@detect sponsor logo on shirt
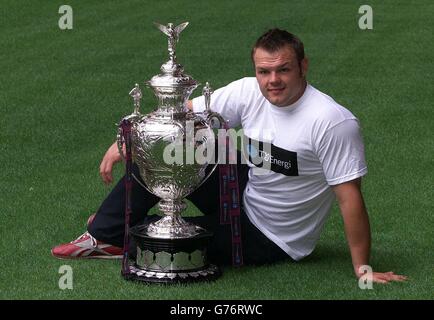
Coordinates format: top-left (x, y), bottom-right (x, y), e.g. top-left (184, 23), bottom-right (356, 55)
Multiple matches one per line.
top-left (244, 136), bottom-right (299, 176)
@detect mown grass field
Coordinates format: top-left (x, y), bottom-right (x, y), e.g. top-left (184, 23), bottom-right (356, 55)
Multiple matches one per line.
top-left (0, 0), bottom-right (432, 300)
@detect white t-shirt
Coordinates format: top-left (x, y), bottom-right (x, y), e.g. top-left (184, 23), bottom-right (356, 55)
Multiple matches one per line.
top-left (192, 77), bottom-right (367, 261)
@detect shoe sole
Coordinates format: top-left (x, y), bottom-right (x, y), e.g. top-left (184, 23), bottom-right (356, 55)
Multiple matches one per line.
top-left (51, 250), bottom-right (123, 260)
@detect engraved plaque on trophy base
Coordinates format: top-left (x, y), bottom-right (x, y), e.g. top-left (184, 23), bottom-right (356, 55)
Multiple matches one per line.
top-left (124, 224), bottom-right (221, 284)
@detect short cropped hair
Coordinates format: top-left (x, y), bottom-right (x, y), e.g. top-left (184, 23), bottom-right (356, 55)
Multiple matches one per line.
top-left (251, 28), bottom-right (305, 65)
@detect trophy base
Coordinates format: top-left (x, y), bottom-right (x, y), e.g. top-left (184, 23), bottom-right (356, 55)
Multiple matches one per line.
top-left (124, 223), bottom-right (221, 284)
top-left (123, 263), bottom-right (221, 284)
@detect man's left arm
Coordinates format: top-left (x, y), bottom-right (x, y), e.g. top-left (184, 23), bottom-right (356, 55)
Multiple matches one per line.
top-left (333, 178), bottom-right (407, 283)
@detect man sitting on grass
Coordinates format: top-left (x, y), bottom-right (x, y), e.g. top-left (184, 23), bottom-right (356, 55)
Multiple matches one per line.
top-left (52, 28), bottom-right (406, 284)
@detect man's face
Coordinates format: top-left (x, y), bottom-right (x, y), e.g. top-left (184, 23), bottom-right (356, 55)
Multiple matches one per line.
top-left (253, 46), bottom-right (308, 107)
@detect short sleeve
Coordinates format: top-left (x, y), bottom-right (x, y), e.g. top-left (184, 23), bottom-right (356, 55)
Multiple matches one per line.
top-left (316, 119), bottom-right (368, 185)
top-left (192, 80), bottom-right (244, 128)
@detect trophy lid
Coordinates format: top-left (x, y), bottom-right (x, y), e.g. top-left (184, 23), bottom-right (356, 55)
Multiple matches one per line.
top-left (147, 22), bottom-right (197, 89)
top-left (147, 61), bottom-right (197, 88)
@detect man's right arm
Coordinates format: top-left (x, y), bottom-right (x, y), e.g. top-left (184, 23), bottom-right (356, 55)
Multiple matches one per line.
top-left (99, 142), bottom-right (123, 185)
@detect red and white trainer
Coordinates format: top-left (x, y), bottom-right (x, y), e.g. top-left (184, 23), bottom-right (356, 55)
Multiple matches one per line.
top-left (51, 231), bottom-right (123, 260)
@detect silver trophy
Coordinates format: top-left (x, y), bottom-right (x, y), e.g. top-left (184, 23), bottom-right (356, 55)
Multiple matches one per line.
top-left (117, 22), bottom-right (223, 283)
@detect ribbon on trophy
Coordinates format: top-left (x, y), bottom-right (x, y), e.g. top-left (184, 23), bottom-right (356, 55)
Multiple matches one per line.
top-left (218, 123), bottom-right (243, 267)
top-left (203, 82), bottom-right (243, 267)
top-left (120, 119), bottom-right (132, 276)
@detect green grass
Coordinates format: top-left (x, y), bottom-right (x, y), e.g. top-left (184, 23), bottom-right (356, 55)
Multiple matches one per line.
top-left (0, 0), bottom-right (433, 299)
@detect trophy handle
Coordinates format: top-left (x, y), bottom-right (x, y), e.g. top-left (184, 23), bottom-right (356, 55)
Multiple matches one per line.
top-left (194, 81), bottom-right (226, 191)
top-left (117, 83), bottom-right (143, 161)
top-left (191, 111), bottom-right (226, 191)
top-left (132, 173), bottom-right (154, 195)
top-left (205, 110), bottom-right (225, 130)
top-left (117, 82), bottom-right (144, 161)
top-left (117, 124), bottom-right (155, 195)
top-left (116, 126), bottom-right (126, 161)
top-left (194, 162), bottom-right (219, 193)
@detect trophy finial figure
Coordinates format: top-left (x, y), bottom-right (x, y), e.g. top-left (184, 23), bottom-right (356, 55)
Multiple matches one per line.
top-left (129, 83), bottom-right (142, 114)
top-left (154, 22), bottom-right (189, 61)
top-left (203, 82), bottom-right (213, 112)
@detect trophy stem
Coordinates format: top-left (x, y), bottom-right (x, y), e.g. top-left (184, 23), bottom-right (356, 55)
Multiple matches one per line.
top-left (145, 199), bottom-right (203, 239)
top-left (158, 199), bottom-right (187, 215)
